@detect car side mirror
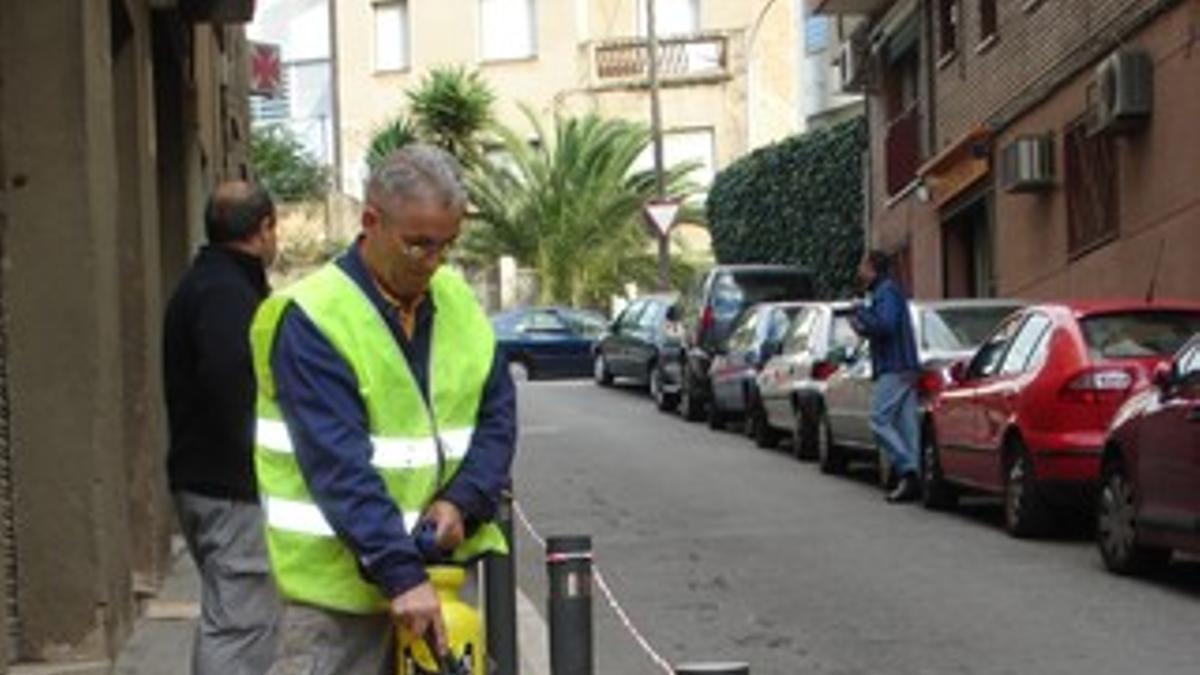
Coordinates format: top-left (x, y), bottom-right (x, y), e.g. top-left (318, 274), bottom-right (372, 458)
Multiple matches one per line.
top-left (665, 305), bottom-right (680, 322)
top-left (1152, 361), bottom-right (1175, 391)
top-left (949, 360), bottom-right (969, 384)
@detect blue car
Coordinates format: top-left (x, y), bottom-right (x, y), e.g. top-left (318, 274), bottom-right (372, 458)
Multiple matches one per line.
top-left (492, 307), bottom-right (608, 381)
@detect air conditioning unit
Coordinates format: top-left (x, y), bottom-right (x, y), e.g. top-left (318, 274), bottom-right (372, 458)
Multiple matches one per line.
top-left (838, 23), bottom-right (873, 93)
top-left (1086, 49), bottom-right (1153, 136)
top-left (1000, 135), bottom-right (1055, 193)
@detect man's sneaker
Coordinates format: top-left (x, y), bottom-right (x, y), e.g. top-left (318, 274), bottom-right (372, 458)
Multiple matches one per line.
top-left (886, 473), bottom-right (921, 503)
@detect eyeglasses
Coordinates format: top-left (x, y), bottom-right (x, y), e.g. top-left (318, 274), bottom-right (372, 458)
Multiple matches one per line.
top-left (398, 236), bottom-right (456, 261)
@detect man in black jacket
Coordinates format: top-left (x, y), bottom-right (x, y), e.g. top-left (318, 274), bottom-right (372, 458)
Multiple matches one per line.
top-left (163, 181), bottom-right (280, 675)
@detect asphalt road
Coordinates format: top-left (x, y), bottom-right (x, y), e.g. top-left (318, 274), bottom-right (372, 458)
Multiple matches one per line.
top-left (511, 380), bottom-right (1200, 675)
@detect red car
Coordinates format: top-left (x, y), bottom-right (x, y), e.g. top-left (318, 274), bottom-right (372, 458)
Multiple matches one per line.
top-left (1097, 334), bottom-right (1200, 574)
top-left (924, 301), bottom-right (1200, 537)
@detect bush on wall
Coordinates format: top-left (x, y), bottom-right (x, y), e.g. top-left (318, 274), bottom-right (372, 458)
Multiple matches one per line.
top-left (705, 117), bottom-right (867, 299)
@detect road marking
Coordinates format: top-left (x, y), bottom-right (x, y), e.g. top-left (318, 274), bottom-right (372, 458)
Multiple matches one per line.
top-left (517, 587), bottom-right (551, 675)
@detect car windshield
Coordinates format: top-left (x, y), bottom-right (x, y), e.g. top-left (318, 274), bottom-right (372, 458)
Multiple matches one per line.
top-left (711, 271), bottom-right (814, 320)
top-left (922, 305), bottom-right (1022, 352)
top-left (1081, 310), bottom-right (1200, 359)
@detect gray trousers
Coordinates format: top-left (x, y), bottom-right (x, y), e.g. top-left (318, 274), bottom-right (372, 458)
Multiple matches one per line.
top-left (175, 492), bottom-right (281, 675)
top-left (267, 603), bottom-right (395, 675)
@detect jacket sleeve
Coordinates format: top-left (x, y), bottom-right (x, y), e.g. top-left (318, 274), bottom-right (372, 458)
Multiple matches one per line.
top-left (854, 284), bottom-right (902, 339)
top-left (191, 281), bottom-right (260, 450)
top-left (270, 307), bottom-right (428, 599)
top-left (440, 350), bottom-right (517, 524)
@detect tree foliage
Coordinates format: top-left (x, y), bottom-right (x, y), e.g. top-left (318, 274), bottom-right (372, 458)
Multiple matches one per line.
top-left (250, 125), bottom-right (330, 203)
top-left (365, 116), bottom-right (419, 173)
top-left (706, 117), bottom-right (867, 299)
top-left (464, 108), bottom-right (702, 307)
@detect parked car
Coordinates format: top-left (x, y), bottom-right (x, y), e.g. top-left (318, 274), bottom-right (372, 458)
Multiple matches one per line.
top-left (925, 301), bottom-right (1200, 537)
top-left (492, 306), bottom-right (607, 380)
top-left (592, 294), bottom-right (684, 410)
top-left (820, 299), bottom-right (1024, 478)
top-left (708, 302), bottom-right (809, 434)
top-left (673, 265), bottom-right (816, 422)
top-left (1097, 333), bottom-right (1200, 574)
top-left (757, 302), bottom-right (861, 457)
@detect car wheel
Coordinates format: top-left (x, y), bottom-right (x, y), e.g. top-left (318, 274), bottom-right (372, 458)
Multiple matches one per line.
top-left (508, 360), bottom-right (531, 383)
top-left (680, 373), bottom-right (705, 422)
top-left (1097, 461), bottom-right (1171, 575)
top-left (707, 395), bottom-right (726, 431)
top-left (921, 428), bottom-right (958, 511)
top-left (593, 353), bottom-right (613, 387)
top-left (790, 403), bottom-right (817, 461)
top-left (1004, 446), bottom-right (1047, 538)
top-left (650, 366), bottom-right (678, 412)
top-left (751, 402), bottom-right (781, 449)
top-left (817, 411), bottom-right (846, 475)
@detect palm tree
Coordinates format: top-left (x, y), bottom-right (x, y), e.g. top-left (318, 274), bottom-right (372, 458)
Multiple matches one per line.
top-left (365, 116), bottom-right (419, 172)
top-left (464, 109), bottom-right (702, 306)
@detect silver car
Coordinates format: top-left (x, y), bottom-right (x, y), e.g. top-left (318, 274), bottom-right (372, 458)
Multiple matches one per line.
top-left (817, 299), bottom-right (1025, 480)
top-left (756, 302), bottom-right (861, 457)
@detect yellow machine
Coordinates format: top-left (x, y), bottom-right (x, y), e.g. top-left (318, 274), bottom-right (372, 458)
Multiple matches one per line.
top-left (397, 566), bottom-right (485, 675)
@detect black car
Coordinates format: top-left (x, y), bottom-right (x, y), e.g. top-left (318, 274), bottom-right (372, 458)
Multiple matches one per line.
top-left (592, 294), bottom-right (683, 410)
top-left (492, 306), bottom-right (607, 380)
top-left (672, 265), bottom-right (815, 422)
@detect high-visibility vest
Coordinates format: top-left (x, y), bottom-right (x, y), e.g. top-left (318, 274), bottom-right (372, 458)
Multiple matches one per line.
top-left (251, 263), bottom-right (508, 614)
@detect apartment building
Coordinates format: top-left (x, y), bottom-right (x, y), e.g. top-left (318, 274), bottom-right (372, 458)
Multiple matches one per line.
top-left (333, 0), bottom-right (804, 199)
top-left (0, 0), bottom-right (254, 668)
top-left (814, 0), bottom-right (1200, 300)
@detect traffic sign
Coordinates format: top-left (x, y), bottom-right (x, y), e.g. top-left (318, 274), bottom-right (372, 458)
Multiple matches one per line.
top-left (643, 199), bottom-right (682, 237)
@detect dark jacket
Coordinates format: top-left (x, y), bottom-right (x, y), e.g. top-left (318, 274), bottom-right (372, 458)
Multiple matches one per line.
top-left (269, 243), bottom-right (517, 598)
top-left (163, 245), bottom-right (269, 501)
top-left (854, 276), bottom-right (920, 378)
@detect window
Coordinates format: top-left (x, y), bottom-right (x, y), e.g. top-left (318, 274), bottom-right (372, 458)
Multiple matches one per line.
top-left (806, 16), bottom-right (830, 55)
top-left (481, 0), bottom-right (537, 61)
top-left (616, 301), bottom-right (646, 331)
top-left (374, 1), bottom-right (409, 72)
top-left (829, 314), bottom-right (861, 352)
top-left (938, 0), bottom-right (958, 59)
top-left (519, 310), bottom-right (569, 333)
top-left (728, 312), bottom-right (760, 351)
top-left (999, 314), bottom-right (1052, 375)
top-left (967, 315), bottom-right (1024, 380)
top-left (1064, 117), bottom-right (1119, 257)
top-left (978, 0), bottom-right (997, 42)
top-left (639, 0), bottom-right (699, 36)
top-left (784, 309), bottom-right (818, 355)
top-left (1080, 311), bottom-right (1200, 360)
top-left (634, 128), bottom-right (716, 189)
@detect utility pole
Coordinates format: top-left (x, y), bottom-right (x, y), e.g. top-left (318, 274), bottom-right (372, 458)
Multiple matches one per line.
top-left (646, 0), bottom-right (671, 291)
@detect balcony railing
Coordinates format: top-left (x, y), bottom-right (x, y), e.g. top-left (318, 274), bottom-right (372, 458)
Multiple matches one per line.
top-left (587, 32), bottom-right (734, 89)
top-left (885, 103), bottom-right (922, 196)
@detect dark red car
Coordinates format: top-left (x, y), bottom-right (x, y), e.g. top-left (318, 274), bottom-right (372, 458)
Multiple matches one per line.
top-left (1097, 334), bottom-right (1200, 574)
top-left (924, 301), bottom-right (1200, 537)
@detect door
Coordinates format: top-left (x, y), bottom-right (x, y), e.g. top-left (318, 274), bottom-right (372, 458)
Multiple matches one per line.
top-left (826, 340), bottom-right (874, 447)
top-left (629, 300), bottom-right (667, 382)
top-left (608, 301), bottom-right (645, 377)
top-left (936, 314), bottom-right (1025, 487)
top-left (518, 310), bottom-right (587, 377)
top-left (1137, 341), bottom-right (1200, 529)
top-left (713, 310), bottom-right (759, 411)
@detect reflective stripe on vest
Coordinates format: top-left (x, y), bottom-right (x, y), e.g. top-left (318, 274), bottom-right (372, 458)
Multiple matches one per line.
top-left (251, 263), bottom-right (508, 615)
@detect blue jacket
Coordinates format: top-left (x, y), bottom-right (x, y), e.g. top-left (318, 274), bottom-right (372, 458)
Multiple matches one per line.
top-left (854, 276), bottom-right (920, 378)
top-left (270, 243), bottom-right (517, 598)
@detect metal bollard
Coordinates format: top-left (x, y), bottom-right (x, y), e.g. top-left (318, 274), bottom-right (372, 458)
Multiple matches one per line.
top-left (674, 663), bottom-right (750, 675)
top-left (546, 535), bottom-right (593, 675)
top-left (484, 491), bottom-right (518, 675)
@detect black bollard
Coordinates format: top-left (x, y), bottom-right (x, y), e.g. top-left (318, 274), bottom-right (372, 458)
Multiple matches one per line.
top-left (484, 491), bottom-right (518, 675)
top-left (674, 663), bottom-right (750, 675)
top-left (546, 535), bottom-right (593, 675)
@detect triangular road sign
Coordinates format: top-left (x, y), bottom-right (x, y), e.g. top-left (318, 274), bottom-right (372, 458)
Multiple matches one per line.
top-left (644, 199), bottom-right (682, 237)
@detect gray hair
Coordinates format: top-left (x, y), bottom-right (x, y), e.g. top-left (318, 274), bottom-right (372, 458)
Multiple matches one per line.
top-left (365, 144), bottom-right (467, 211)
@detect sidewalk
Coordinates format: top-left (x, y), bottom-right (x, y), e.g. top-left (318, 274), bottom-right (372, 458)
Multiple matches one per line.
top-left (113, 541), bottom-right (549, 675)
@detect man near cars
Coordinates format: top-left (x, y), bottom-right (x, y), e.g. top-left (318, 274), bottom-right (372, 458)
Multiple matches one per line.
top-left (163, 181), bottom-right (281, 675)
top-left (852, 250), bottom-right (922, 503)
top-left (256, 145), bottom-right (516, 675)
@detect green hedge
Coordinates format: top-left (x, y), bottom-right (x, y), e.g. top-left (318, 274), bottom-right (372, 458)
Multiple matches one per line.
top-left (706, 117), bottom-right (866, 299)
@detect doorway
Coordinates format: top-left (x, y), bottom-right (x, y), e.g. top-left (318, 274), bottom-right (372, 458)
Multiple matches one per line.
top-left (942, 193), bottom-right (995, 298)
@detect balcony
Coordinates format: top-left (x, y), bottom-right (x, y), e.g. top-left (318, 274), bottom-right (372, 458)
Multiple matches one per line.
top-left (808, 0), bottom-right (893, 16)
top-left (885, 102), bottom-right (922, 196)
top-left (585, 32), bottom-right (735, 91)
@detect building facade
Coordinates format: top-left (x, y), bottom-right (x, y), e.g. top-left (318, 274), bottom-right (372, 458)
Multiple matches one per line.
top-left (0, 0), bottom-right (254, 669)
top-left (814, 0), bottom-right (1200, 301)
top-left (333, 0), bottom-right (804, 200)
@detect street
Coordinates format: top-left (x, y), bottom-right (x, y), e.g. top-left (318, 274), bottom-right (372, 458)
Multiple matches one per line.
top-left (513, 381), bottom-right (1200, 675)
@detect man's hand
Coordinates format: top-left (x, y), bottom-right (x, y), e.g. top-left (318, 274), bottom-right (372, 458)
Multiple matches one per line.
top-left (391, 582), bottom-right (447, 655)
top-left (424, 499), bottom-right (465, 552)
